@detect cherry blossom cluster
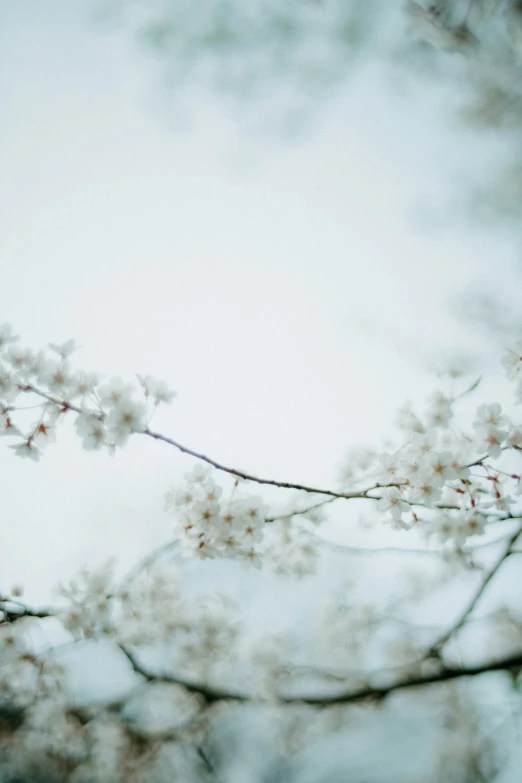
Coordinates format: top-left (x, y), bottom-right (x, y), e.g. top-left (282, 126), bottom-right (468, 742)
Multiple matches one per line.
top-left (0, 322), bottom-right (175, 461)
top-left (165, 464), bottom-right (268, 565)
top-left (334, 346), bottom-right (522, 548)
top-left (55, 559), bottom-right (239, 662)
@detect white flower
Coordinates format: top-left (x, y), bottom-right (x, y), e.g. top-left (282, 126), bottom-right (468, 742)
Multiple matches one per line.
top-left (430, 511), bottom-right (485, 546)
top-left (75, 412), bottom-right (107, 451)
top-left (475, 424), bottom-right (506, 459)
top-left (173, 487), bottom-right (195, 507)
top-left (507, 427), bottom-right (522, 448)
top-left (137, 374), bottom-right (176, 405)
top-left (409, 431), bottom-right (437, 455)
top-left (235, 495), bottom-right (268, 525)
top-left (377, 487), bottom-right (410, 521)
top-left (214, 528), bottom-right (242, 556)
top-left (97, 377), bottom-right (135, 408)
top-left (407, 476), bottom-right (443, 507)
top-left (196, 479), bottom-right (223, 504)
top-left (448, 452), bottom-right (470, 481)
top-left (400, 449), bottom-right (424, 481)
top-left (184, 463), bottom-right (213, 485)
top-left (48, 338), bottom-right (80, 359)
top-left (0, 367), bottom-right (17, 402)
top-left (501, 341), bottom-right (522, 380)
top-left (5, 346), bottom-right (33, 371)
top-left (106, 398), bottom-right (146, 446)
top-left (32, 419), bottom-right (56, 445)
top-left (0, 323), bottom-right (19, 350)
top-left (425, 392), bottom-right (453, 429)
top-left (69, 370), bottom-right (101, 399)
top-left (181, 534), bottom-right (216, 559)
top-left (235, 515), bottom-right (264, 545)
top-left (9, 440), bottom-right (41, 461)
top-left (26, 350), bottom-right (48, 379)
top-left (473, 403), bottom-right (507, 430)
top-left (378, 453), bottom-right (405, 484)
top-left (191, 498), bottom-right (222, 528)
top-left (39, 360), bottom-right (73, 395)
top-left (424, 451), bottom-right (457, 487)
top-left (482, 492), bottom-right (514, 513)
top-left (0, 412), bottom-right (21, 437)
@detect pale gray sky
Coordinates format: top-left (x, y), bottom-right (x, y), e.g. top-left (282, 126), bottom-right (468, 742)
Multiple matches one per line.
top-left (0, 1), bottom-right (514, 602)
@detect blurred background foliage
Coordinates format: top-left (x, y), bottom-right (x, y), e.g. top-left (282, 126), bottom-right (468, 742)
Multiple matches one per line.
top-left (96, 0), bottom-right (522, 231)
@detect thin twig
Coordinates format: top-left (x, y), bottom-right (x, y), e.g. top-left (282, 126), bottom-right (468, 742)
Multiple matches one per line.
top-left (23, 384), bottom-right (382, 500)
top-left (429, 524), bottom-right (522, 655)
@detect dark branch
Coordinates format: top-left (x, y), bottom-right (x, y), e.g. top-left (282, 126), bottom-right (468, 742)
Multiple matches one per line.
top-left (119, 643), bottom-right (522, 707)
top-left (118, 644), bottom-right (249, 703)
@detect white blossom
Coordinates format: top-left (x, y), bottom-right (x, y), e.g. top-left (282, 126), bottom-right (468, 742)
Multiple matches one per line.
top-left (97, 377), bottom-right (135, 407)
top-left (424, 451), bottom-right (457, 487)
top-left (0, 322), bottom-right (19, 350)
top-left (106, 397), bottom-right (147, 447)
top-left (0, 410), bottom-right (21, 437)
top-left (9, 440), bottom-right (42, 461)
top-left (137, 374), bottom-right (177, 405)
top-left (475, 423), bottom-right (506, 458)
top-left (501, 340), bottom-right (522, 380)
top-left (69, 370), bottom-right (101, 399)
top-left (508, 426), bottom-right (522, 448)
top-left (378, 487), bottom-right (410, 521)
top-left (0, 366), bottom-right (17, 402)
top-left (184, 463), bottom-right (213, 484)
top-left (378, 452), bottom-right (405, 484)
top-left (425, 391), bottom-right (453, 429)
top-left (473, 402), bottom-right (507, 430)
top-left (75, 412), bottom-right (107, 451)
top-left (38, 360), bottom-right (74, 396)
top-left (407, 475), bottom-right (443, 507)
top-left (48, 338), bottom-right (80, 359)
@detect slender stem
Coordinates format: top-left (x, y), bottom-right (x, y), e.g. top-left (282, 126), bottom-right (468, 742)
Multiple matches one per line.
top-left (23, 384), bottom-right (383, 500)
top-left (143, 425), bottom-right (379, 499)
top-left (429, 524), bottom-right (522, 655)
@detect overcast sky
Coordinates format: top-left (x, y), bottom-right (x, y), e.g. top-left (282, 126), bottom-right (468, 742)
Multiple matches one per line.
top-left (0, 1), bottom-right (517, 603)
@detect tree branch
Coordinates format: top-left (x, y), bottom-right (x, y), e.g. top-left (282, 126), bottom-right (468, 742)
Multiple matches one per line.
top-left (24, 384), bottom-right (384, 500)
top-left (429, 524), bottom-right (522, 656)
top-left (119, 643), bottom-right (522, 707)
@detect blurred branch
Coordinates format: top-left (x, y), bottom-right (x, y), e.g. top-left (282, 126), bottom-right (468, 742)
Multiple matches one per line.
top-left (119, 642), bottom-right (522, 706)
top-left (429, 523), bottom-right (522, 656)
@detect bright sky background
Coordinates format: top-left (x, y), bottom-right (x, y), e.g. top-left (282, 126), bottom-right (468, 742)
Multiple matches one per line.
top-left (0, 0), bottom-right (518, 606)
